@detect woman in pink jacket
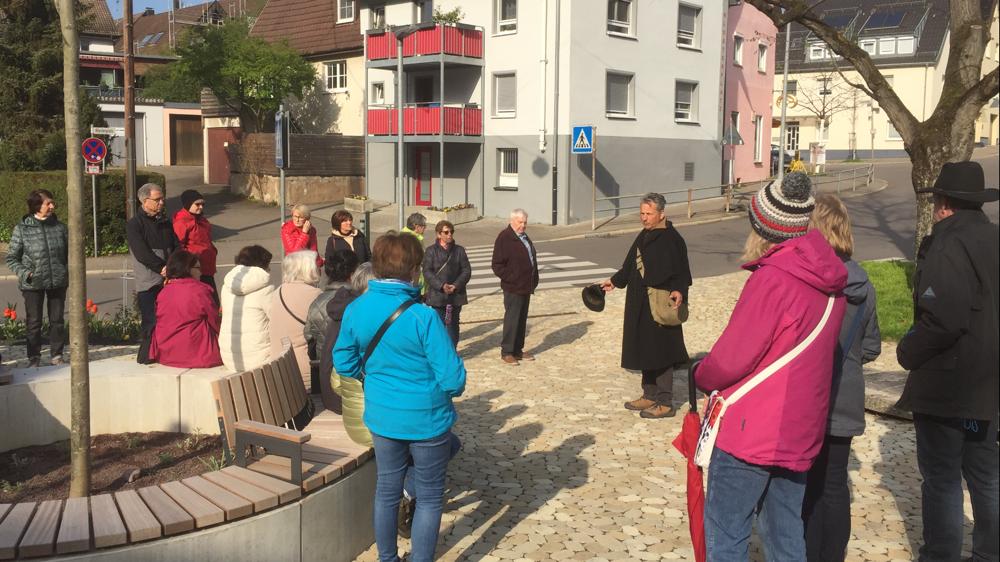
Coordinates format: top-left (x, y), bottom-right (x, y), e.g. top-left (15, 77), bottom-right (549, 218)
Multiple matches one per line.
top-left (693, 173), bottom-right (847, 561)
top-left (150, 250), bottom-right (223, 368)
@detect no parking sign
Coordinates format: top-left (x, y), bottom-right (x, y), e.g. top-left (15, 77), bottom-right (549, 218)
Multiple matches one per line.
top-left (81, 137), bottom-right (107, 163)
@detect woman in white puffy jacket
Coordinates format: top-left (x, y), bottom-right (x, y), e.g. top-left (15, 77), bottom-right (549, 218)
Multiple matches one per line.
top-left (219, 245), bottom-right (275, 372)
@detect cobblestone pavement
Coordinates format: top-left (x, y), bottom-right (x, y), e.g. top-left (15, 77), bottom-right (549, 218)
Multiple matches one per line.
top-left (1, 271), bottom-right (977, 561)
top-left (353, 271), bottom-right (976, 562)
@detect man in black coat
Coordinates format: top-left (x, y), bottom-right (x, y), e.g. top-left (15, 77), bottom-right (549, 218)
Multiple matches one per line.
top-left (601, 193), bottom-right (691, 419)
top-left (491, 209), bottom-right (539, 366)
top-left (897, 161), bottom-right (999, 562)
top-left (126, 183), bottom-right (178, 364)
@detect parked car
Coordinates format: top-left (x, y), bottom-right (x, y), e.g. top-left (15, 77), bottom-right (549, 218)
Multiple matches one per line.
top-left (770, 144), bottom-right (796, 176)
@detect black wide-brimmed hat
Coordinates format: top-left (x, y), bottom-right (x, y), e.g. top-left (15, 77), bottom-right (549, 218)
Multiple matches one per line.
top-left (916, 161), bottom-right (999, 203)
top-left (582, 284), bottom-right (605, 312)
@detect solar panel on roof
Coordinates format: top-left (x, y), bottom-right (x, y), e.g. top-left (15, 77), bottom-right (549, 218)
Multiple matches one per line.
top-left (137, 34), bottom-right (153, 47)
top-left (823, 13), bottom-right (854, 28)
top-left (866, 10), bottom-right (905, 29)
top-left (150, 32), bottom-right (164, 44)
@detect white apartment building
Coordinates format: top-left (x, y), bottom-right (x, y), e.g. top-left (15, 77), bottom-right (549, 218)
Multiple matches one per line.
top-left (361, 0), bottom-right (725, 225)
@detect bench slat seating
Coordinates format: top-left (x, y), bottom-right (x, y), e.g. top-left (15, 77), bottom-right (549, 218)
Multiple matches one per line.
top-left (0, 503), bottom-right (35, 559)
top-left (159, 481), bottom-right (225, 528)
top-left (137, 486), bottom-right (195, 536)
top-left (89, 494), bottom-right (127, 548)
top-left (211, 340), bottom-right (372, 490)
top-left (114, 490), bottom-right (162, 543)
top-left (55, 497), bottom-right (89, 554)
top-left (17, 499), bottom-right (60, 558)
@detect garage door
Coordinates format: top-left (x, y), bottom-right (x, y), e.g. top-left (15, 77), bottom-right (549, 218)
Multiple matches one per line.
top-left (170, 115), bottom-right (203, 165)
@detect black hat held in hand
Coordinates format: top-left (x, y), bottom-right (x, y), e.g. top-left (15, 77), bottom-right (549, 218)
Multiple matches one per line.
top-left (582, 284), bottom-right (606, 312)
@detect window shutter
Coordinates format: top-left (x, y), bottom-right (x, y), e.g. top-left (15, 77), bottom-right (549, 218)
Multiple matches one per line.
top-left (606, 73), bottom-right (630, 113)
top-left (495, 74), bottom-right (516, 113)
top-left (679, 7), bottom-right (696, 35)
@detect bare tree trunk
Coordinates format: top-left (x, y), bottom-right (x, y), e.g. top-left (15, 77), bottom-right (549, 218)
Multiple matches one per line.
top-left (55, 0), bottom-right (92, 498)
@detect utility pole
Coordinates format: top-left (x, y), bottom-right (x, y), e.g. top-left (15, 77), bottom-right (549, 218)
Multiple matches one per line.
top-left (55, 0), bottom-right (92, 498)
top-left (123, 0), bottom-right (137, 219)
top-left (777, 21), bottom-right (792, 181)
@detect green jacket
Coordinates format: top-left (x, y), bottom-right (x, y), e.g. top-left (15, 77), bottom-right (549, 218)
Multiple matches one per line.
top-left (5, 214), bottom-right (69, 291)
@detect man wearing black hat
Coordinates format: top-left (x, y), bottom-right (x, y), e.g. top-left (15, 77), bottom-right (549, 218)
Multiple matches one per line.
top-left (897, 161), bottom-right (999, 562)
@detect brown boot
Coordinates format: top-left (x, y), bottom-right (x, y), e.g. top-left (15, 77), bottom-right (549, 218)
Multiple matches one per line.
top-left (624, 397), bottom-right (656, 411)
top-left (501, 354), bottom-right (520, 366)
top-left (640, 404), bottom-right (677, 419)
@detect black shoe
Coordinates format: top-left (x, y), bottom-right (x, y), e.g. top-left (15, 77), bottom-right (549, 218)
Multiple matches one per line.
top-left (397, 496), bottom-right (415, 539)
top-left (28, 356), bottom-right (41, 368)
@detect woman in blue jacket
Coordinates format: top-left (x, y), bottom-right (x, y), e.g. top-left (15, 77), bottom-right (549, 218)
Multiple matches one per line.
top-left (334, 231), bottom-right (466, 562)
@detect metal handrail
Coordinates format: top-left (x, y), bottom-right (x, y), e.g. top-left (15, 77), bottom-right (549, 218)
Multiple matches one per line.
top-left (591, 164), bottom-right (875, 229)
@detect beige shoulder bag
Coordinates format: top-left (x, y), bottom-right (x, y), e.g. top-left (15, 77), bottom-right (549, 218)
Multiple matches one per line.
top-left (636, 247), bottom-right (688, 326)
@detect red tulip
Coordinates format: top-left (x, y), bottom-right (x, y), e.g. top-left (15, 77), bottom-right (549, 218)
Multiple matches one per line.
top-left (9, 310), bottom-right (16, 321)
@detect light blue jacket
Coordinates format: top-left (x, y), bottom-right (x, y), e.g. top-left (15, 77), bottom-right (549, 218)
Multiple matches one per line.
top-left (333, 279), bottom-right (466, 440)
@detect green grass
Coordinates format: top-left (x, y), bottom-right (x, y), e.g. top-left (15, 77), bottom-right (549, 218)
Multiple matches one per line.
top-left (860, 259), bottom-right (915, 342)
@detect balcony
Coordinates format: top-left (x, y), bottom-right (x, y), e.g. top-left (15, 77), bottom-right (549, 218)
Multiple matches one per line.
top-left (366, 24), bottom-right (483, 65)
top-left (367, 104), bottom-right (483, 139)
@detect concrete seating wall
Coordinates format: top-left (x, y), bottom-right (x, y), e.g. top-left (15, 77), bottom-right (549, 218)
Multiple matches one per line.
top-left (0, 355), bottom-right (228, 453)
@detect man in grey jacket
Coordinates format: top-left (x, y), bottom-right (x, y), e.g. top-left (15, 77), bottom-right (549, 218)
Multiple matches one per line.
top-left (126, 183), bottom-right (177, 364)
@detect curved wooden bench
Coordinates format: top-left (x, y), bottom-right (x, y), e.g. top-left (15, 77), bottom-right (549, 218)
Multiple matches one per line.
top-left (0, 343), bottom-right (375, 560)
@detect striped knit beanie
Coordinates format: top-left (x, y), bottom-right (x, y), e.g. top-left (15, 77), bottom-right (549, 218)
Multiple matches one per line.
top-left (748, 172), bottom-right (815, 243)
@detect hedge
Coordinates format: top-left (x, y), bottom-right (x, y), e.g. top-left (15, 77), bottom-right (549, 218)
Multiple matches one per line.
top-left (0, 170), bottom-right (166, 255)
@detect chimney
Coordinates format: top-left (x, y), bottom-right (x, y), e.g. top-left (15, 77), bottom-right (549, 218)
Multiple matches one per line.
top-left (143, 7), bottom-right (155, 16)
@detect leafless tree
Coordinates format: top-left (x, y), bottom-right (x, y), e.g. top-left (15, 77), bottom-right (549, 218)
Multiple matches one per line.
top-left (747, 0), bottom-right (999, 247)
top-left (795, 71), bottom-right (856, 142)
top-left (54, 0), bottom-right (92, 497)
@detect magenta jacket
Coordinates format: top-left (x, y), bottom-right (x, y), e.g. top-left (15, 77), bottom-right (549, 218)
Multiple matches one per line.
top-left (150, 277), bottom-right (222, 368)
top-left (695, 230), bottom-right (847, 472)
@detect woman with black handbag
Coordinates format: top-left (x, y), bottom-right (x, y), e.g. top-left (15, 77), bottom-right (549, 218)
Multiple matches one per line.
top-left (600, 192), bottom-right (692, 419)
top-left (422, 220), bottom-right (472, 347)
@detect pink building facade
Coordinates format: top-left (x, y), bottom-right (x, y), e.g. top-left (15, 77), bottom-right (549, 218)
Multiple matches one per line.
top-left (723, 2), bottom-right (778, 184)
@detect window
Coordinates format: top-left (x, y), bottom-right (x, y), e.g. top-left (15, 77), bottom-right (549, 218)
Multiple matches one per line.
top-left (496, 0), bottom-right (517, 33)
top-left (414, 0), bottom-right (432, 23)
top-left (337, 0), bottom-right (354, 22)
top-left (325, 60), bottom-right (347, 92)
top-left (878, 37), bottom-right (895, 55)
top-left (607, 0), bottom-right (633, 36)
top-left (896, 36), bottom-right (915, 54)
top-left (684, 162), bottom-right (695, 181)
top-left (809, 43), bottom-right (827, 60)
top-left (370, 82), bottom-right (385, 104)
top-left (860, 39), bottom-right (877, 55)
top-left (757, 43), bottom-right (768, 72)
top-left (677, 5), bottom-right (700, 48)
top-left (786, 80), bottom-right (798, 95)
top-left (887, 121), bottom-right (902, 140)
top-left (493, 72), bottom-right (516, 116)
top-left (753, 115), bottom-right (764, 162)
top-left (498, 148), bottom-right (518, 188)
top-left (733, 35), bottom-right (744, 66)
top-left (369, 5), bottom-right (385, 29)
top-left (674, 80), bottom-right (698, 122)
top-left (606, 71), bottom-right (634, 116)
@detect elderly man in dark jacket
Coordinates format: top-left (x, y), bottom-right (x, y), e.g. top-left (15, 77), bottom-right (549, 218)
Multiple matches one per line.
top-left (126, 183), bottom-right (178, 364)
top-left (601, 193), bottom-right (691, 419)
top-left (423, 220), bottom-right (472, 347)
top-left (896, 161), bottom-right (999, 562)
top-left (491, 209), bottom-right (539, 365)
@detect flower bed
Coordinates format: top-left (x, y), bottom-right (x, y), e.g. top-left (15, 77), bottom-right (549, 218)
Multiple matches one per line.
top-left (407, 204), bottom-right (478, 226)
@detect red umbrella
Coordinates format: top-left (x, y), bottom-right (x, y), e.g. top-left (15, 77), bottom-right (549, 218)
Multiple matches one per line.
top-left (672, 361), bottom-right (707, 562)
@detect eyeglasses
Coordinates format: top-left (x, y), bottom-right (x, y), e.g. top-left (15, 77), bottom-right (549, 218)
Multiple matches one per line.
top-left (439, 230), bottom-right (453, 235)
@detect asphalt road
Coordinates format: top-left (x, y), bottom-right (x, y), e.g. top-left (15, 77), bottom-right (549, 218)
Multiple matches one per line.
top-left (2, 153), bottom-right (997, 311)
top-left (540, 152), bottom-right (1000, 278)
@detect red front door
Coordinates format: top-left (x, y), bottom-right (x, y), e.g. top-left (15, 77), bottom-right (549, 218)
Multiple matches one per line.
top-left (414, 147), bottom-right (432, 206)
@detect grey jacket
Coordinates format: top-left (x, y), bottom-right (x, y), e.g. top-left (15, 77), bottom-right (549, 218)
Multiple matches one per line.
top-left (827, 259), bottom-right (882, 437)
top-left (126, 212), bottom-right (178, 292)
top-left (5, 214), bottom-right (68, 291)
top-left (304, 280), bottom-right (353, 363)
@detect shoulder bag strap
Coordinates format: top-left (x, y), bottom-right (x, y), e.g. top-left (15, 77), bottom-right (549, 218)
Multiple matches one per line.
top-left (838, 302), bottom-right (867, 367)
top-left (727, 295), bottom-right (836, 405)
top-left (435, 248), bottom-right (454, 277)
top-left (359, 299), bottom-right (417, 384)
top-left (279, 287), bottom-right (307, 325)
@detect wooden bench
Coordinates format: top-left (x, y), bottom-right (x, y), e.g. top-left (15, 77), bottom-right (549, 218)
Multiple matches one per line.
top-left (0, 465), bottom-right (300, 559)
top-left (211, 341), bottom-right (373, 493)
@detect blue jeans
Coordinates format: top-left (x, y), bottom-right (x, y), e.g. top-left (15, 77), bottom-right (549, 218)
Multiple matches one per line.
top-left (372, 431), bottom-right (461, 562)
top-left (705, 448), bottom-right (807, 561)
top-left (914, 413), bottom-right (999, 562)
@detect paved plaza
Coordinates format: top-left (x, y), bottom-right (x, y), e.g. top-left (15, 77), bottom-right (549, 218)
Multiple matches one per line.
top-left (0, 271), bottom-right (979, 561)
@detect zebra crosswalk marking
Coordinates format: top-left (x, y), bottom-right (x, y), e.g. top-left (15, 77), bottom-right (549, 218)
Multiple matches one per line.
top-left (459, 247), bottom-right (616, 297)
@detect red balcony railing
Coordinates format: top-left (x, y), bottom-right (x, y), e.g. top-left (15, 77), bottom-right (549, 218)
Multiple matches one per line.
top-left (367, 24), bottom-right (484, 61)
top-left (368, 104), bottom-right (483, 136)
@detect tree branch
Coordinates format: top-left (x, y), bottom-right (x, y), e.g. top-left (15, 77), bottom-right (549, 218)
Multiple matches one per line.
top-left (964, 66), bottom-right (999, 107)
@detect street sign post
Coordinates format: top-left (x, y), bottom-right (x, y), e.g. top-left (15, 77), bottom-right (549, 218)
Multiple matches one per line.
top-left (275, 106), bottom-right (289, 255)
top-left (572, 126), bottom-right (594, 154)
top-left (81, 157), bottom-right (104, 257)
top-left (90, 126), bottom-right (125, 136)
top-left (572, 126), bottom-right (598, 228)
top-left (81, 137), bottom-right (108, 164)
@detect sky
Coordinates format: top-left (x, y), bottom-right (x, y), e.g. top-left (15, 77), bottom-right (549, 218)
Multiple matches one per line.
top-left (106, 0), bottom-right (185, 17)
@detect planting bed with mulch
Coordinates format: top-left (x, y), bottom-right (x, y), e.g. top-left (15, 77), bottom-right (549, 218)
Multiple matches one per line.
top-left (0, 431), bottom-right (225, 503)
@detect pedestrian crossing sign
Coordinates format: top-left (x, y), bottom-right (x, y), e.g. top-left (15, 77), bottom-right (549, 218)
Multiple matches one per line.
top-left (572, 126), bottom-right (594, 154)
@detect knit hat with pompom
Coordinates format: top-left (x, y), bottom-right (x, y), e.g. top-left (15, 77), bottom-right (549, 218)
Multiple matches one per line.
top-left (748, 172), bottom-right (814, 242)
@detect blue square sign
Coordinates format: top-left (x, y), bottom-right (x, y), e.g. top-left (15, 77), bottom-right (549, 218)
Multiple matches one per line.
top-left (571, 126), bottom-right (594, 154)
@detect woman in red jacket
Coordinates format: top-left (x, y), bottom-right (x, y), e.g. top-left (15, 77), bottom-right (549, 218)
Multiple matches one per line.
top-left (149, 250), bottom-right (222, 368)
top-left (281, 204), bottom-right (323, 267)
top-left (173, 190), bottom-right (219, 295)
